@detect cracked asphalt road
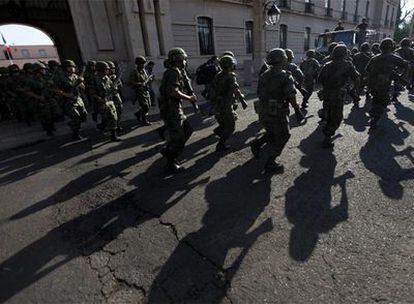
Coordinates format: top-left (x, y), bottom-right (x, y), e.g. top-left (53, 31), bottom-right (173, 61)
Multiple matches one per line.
top-left (0, 92), bottom-right (413, 303)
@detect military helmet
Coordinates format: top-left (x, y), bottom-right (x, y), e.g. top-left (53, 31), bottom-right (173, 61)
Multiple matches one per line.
top-left (23, 63), bottom-right (34, 71)
top-left (380, 38), bottom-right (395, 52)
top-left (87, 60), bottom-right (96, 66)
top-left (8, 64), bottom-right (19, 72)
top-left (222, 51), bottom-right (235, 58)
top-left (284, 49), bottom-right (294, 61)
top-left (328, 42), bottom-right (338, 54)
top-left (400, 38), bottom-right (411, 48)
top-left (48, 60), bottom-right (60, 68)
top-left (266, 48), bottom-right (288, 65)
top-left (62, 59), bottom-right (76, 68)
top-left (332, 45), bottom-right (348, 59)
top-left (0, 67), bottom-right (8, 76)
top-left (306, 50), bottom-right (315, 58)
top-left (135, 56), bottom-right (146, 65)
top-left (106, 61), bottom-right (116, 68)
top-left (360, 42), bottom-right (370, 53)
top-left (167, 48), bottom-right (188, 62)
top-left (219, 55), bottom-right (236, 69)
top-left (33, 62), bottom-right (47, 72)
top-left (95, 61), bottom-right (109, 72)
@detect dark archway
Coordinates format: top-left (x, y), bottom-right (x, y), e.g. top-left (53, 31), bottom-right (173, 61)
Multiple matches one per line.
top-left (0, 0), bottom-right (82, 63)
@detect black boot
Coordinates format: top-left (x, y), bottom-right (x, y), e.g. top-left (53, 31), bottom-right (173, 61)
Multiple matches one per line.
top-left (134, 110), bottom-right (142, 122)
top-left (141, 113), bottom-right (151, 126)
top-left (110, 130), bottom-right (121, 142)
top-left (71, 130), bottom-right (82, 141)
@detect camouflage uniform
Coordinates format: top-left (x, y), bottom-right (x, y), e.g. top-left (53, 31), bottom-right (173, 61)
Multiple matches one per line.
top-left (352, 43), bottom-right (371, 94)
top-left (0, 67), bottom-right (11, 121)
top-left (209, 55), bottom-right (243, 151)
top-left (108, 61), bottom-right (123, 131)
top-left (91, 61), bottom-right (119, 141)
top-left (25, 63), bottom-right (58, 135)
top-left (366, 38), bottom-right (408, 129)
top-left (395, 38), bottom-right (414, 89)
top-left (83, 61), bottom-right (97, 114)
top-left (251, 48), bottom-right (300, 173)
top-left (159, 48), bottom-right (195, 173)
top-left (318, 45), bottom-right (359, 147)
top-left (20, 63), bottom-right (37, 126)
top-left (130, 56), bottom-right (152, 125)
top-left (56, 60), bottom-right (88, 139)
top-left (299, 50), bottom-right (320, 107)
top-left (6, 65), bottom-right (25, 123)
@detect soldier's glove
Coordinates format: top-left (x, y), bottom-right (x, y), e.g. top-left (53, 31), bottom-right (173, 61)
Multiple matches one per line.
top-left (294, 107), bottom-right (305, 124)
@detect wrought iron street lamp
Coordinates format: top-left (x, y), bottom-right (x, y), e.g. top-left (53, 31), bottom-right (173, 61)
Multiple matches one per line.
top-left (264, 1), bottom-right (281, 26)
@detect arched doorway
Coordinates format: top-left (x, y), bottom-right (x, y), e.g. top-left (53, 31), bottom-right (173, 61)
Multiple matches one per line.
top-left (0, 0), bottom-right (82, 63)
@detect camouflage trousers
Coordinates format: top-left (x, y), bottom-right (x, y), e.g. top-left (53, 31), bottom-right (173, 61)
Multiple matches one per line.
top-left (38, 99), bottom-right (59, 130)
top-left (323, 90), bottom-right (345, 137)
top-left (258, 108), bottom-right (291, 159)
top-left (137, 94), bottom-right (151, 116)
top-left (163, 118), bottom-right (193, 160)
top-left (64, 97), bottom-right (88, 132)
top-left (369, 88), bottom-right (389, 123)
top-left (97, 99), bottom-right (118, 131)
top-left (112, 93), bottom-right (123, 127)
top-left (214, 108), bottom-right (236, 142)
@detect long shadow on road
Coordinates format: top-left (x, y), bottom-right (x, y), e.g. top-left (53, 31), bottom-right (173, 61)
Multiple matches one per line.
top-left (147, 159), bottom-right (273, 303)
top-left (285, 127), bottom-right (354, 262)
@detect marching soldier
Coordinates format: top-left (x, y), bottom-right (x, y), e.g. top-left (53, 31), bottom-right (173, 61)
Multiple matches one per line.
top-left (299, 50), bottom-right (320, 108)
top-left (90, 61), bottom-right (120, 142)
top-left (25, 63), bottom-right (58, 136)
top-left (318, 45), bottom-right (360, 148)
top-left (107, 61), bottom-right (124, 133)
top-left (130, 56), bottom-right (152, 126)
top-left (365, 38), bottom-right (408, 131)
top-left (159, 48), bottom-right (197, 174)
top-left (250, 48), bottom-right (304, 173)
top-left (209, 55), bottom-right (247, 152)
top-left (55, 59), bottom-right (88, 140)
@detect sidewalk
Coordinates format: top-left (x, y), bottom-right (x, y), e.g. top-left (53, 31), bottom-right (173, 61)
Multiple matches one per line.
top-left (0, 83), bottom-right (257, 152)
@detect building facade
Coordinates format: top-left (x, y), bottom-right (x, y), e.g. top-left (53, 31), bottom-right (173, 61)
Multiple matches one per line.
top-left (0, 45), bottom-right (59, 68)
top-left (0, 0), bottom-right (400, 73)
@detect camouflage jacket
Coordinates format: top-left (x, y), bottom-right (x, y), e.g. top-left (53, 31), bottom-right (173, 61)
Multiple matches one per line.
top-left (366, 53), bottom-right (408, 89)
top-left (318, 59), bottom-right (359, 91)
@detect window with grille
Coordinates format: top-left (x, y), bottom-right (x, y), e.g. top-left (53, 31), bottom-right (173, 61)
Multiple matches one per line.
top-left (197, 17), bottom-right (214, 55)
top-left (21, 49), bottom-right (30, 58)
top-left (279, 24), bottom-right (287, 49)
top-left (245, 21), bottom-right (253, 54)
top-left (39, 49), bottom-right (47, 58)
top-left (304, 27), bottom-right (311, 51)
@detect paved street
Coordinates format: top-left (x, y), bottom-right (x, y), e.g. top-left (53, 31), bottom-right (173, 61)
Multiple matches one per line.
top-left (0, 91), bottom-right (413, 303)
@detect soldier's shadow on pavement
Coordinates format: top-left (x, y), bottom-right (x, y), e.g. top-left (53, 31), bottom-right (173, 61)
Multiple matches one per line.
top-left (285, 127), bottom-right (354, 262)
top-left (394, 101), bottom-right (414, 126)
top-left (343, 104), bottom-right (370, 132)
top-left (359, 119), bottom-right (414, 199)
top-left (147, 159), bottom-right (273, 303)
top-left (0, 134), bottom-right (223, 302)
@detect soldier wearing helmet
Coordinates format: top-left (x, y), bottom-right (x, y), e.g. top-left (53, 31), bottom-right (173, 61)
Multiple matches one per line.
top-left (250, 48), bottom-right (304, 173)
top-left (158, 47), bottom-right (197, 174)
top-left (0, 67), bottom-right (11, 121)
top-left (300, 49), bottom-right (320, 108)
top-left (395, 38), bottom-right (414, 91)
top-left (88, 61), bottom-right (120, 141)
top-left (54, 59), bottom-right (88, 140)
top-left (5, 64), bottom-right (24, 122)
top-left (353, 42), bottom-right (372, 95)
top-left (365, 38), bottom-right (408, 131)
top-left (129, 55), bottom-right (152, 125)
top-left (318, 44), bottom-right (360, 147)
top-left (283, 49), bottom-right (306, 100)
top-left (25, 62), bottom-right (59, 136)
top-left (371, 43), bottom-right (380, 55)
top-left (106, 61), bottom-right (124, 133)
top-left (208, 55), bottom-right (246, 152)
top-left (321, 42), bottom-right (338, 65)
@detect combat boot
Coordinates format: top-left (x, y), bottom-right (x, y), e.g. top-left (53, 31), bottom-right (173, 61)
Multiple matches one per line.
top-left (141, 113), bottom-right (152, 126)
top-left (71, 130), bottom-right (83, 141)
top-left (264, 158), bottom-right (284, 174)
top-left (164, 159), bottom-right (185, 174)
top-left (110, 130), bottom-right (121, 142)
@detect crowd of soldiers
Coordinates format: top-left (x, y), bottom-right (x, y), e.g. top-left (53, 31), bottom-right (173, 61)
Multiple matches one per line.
top-left (0, 36), bottom-right (413, 174)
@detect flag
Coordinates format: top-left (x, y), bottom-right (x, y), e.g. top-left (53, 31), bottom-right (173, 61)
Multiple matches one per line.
top-left (0, 31), bottom-right (13, 62)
